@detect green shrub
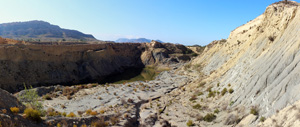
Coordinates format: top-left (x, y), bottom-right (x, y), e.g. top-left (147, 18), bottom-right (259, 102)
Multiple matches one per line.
top-left (186, 120), bottom-right (194, 126)
top-left (229, 88), bottom-right (234, 94)
top-left (214, 109), bottom-right (219, 114)
top-left (221, 88), bottom-right (228, 96)
top-left (19, 84), bottom-right (43, 112)
top-left (43, 94), bottom-right (52, 100)
top-left (198, 82), bottom-right (206, 88)
top-left (203, 113), bottom-right (216, 122)
top-left (206, 86), bottom-right (212, 92)
top-left (191, 53), bottom-right (198, 57)
top-left (192, 104), bottom-right (202, 110)
top-left (250, 108), bottom-right (258, 115)
top-left (260, 117), bottom-right (266, 122)
top-left (197, 92), bottom-right (203, 96)
top-left (24, 108), bottom-right (42, 122)
top-left (230, 101), bottom-right (235, 106)
top-left (62, 112), bottom-right (67, 117)
top-left (207, 91), bottom-right (215, 98)
top-left (189, 95), bottom-right (197, 101)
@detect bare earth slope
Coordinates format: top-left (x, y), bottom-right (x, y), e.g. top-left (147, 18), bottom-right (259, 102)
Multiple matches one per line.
top-left (189, 1), bottom-right (300, 125)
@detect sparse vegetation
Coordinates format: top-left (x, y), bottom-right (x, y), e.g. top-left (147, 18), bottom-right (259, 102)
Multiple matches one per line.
top-left (198, 82), bottom-right (206, 88)
top-left (214, 109), bottom-right (220, 114)
top-left (193, 104), bottom-right (202, 110)
top-left (10, 107), bottom-right (20, 114)
top-left (221, 88), bottom-right (228, 96)
top-left (197, 92), bottom-right (204, 96)
top-left (99, 110), bottom-right (105, 114)
top-left (250, 107), bottom-right (259, 115)
top-left (110, 116), bottom-right (120, 125)
top-left (43, 93), bottom-right (52, 100)
top-left (189, 95), bottom-right (197, 101)
top-left (204, 113), bottom-right (217, 122)
top-left (268, 36), bottom-right (275, 42)
top-left (24, 108), bottom-right (42, 122)
top-left (230, 101), bottom-right (235, 106)
top-left (86, 109), bottom-right (92, 115)
top-left (91, 118), bottom-right (109, 127)
top-left (19, 84), bottom-right (43, 112)
top-left (90, 111), bottom-right (98, 116)
top-left (67, 112), bottom-right (76, 117)
top-left (229, 88), bottom-right (234, 94)
top-left (260, 117), bottom-right (266, 122)
top-left (1, 109), bottom-right (7, 114)
top-left (186, 120), bottom-right (194, 126)
top-left (207, 91), bottom-right (215, 98)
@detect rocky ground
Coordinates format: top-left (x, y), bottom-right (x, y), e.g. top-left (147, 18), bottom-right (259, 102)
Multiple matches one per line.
top-left (11, 63), bottom-right (194, 127)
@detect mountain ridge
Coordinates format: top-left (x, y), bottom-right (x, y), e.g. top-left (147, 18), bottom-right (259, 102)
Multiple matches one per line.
top-left (115, 38), bottom-right (163, 43)
top-left (0, 20), bottom-right (97, 42)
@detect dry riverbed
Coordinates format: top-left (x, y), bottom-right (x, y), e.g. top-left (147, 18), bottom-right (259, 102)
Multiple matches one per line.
top-left (16, 63), bottom-right (193, 126)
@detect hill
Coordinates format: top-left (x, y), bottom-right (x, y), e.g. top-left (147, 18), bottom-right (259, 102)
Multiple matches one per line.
top-left (115, 38), bottom-right (163, 43)
top-left (0, 20), bottom-right (97, 42)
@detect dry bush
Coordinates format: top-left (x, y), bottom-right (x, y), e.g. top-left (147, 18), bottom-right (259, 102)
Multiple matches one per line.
top-left (86, 109), bottom-right (92, 115)
top-left (99, 110), bottom-right (105, 114)
top-left (10, 107), bottom-right (20, 114)
top-left (127, 98), bottom-right (134, 103)
top-left (110, 116), bottom-right (120, 125)
top-left (0, 109), bottom-right (7, 114)
top-left (24, 108), bottom-right (42, 122)
top-left (250, 107), bottom-right (258, 115)
top-left (77, 111), bottom-right (84, 117)
top-left (43, 93), bottom-right (52, 100)
top-left (90, 111), bottom-right (98, 116)
top-left (62, 87), bottom-right (76, 96)
top-left (221, 88), bottom-right (228, 96)
top-left (225, 114), bottom-right (241, 125)
top-left (67, 112), bottom-right (76, 117)
top-left (268, 36), bottom-right (275, 42)
top-left (189, 95), bottom-right (197, 101)
top-left (203, 113), bottom-right (216, 122)
top-left (91, 118), bottom-right (109, 127)
top-left (186, 120), bottom-right (194, 126)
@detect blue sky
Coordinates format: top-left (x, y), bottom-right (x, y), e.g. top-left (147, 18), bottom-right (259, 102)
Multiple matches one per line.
top-left (0, 0), bottom-right (294, 45)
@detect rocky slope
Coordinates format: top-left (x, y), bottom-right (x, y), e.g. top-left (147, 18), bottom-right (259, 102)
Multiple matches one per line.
top-left (184, 1), bottom-right (300, 126)
top-left (0, 20), bottom-right (96, 42)
top-left (0, 40), bottom-right (193, 93)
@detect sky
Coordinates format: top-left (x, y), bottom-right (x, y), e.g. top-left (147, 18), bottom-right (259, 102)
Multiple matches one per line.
top-left (0, 0), bottom-right (295, 46)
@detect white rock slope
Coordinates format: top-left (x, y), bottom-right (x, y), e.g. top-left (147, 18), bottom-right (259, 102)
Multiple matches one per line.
top-left (192, 1), bottom-right (300, 117)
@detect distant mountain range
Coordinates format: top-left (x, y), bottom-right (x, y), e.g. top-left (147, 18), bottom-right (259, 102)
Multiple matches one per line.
top-left (115, 38), bottom-right (163, 43)
top-left (0, 20), bottom-right (97, 42)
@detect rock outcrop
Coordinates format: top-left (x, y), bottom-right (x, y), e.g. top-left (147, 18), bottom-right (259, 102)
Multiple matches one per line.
top-left (0, 89), bottom-right (25, 112)
top-left (0, 43), bottom-right (144, 93)
top-left (141, 40), bottom-right (193, 65)
top-left (192, 1), bottom-right (300, 119)
top-left (0, 40), bottom-right (192, 93)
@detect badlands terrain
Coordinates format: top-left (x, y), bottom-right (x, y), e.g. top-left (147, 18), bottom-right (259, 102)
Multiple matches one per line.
top-left (1, 1), bottom-right (300, 127)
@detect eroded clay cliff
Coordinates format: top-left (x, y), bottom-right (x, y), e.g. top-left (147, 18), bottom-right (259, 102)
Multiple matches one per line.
top-left (192, 1), bottom-right (300, 120)
top-left (0, 40), bottom-right (192, 93)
